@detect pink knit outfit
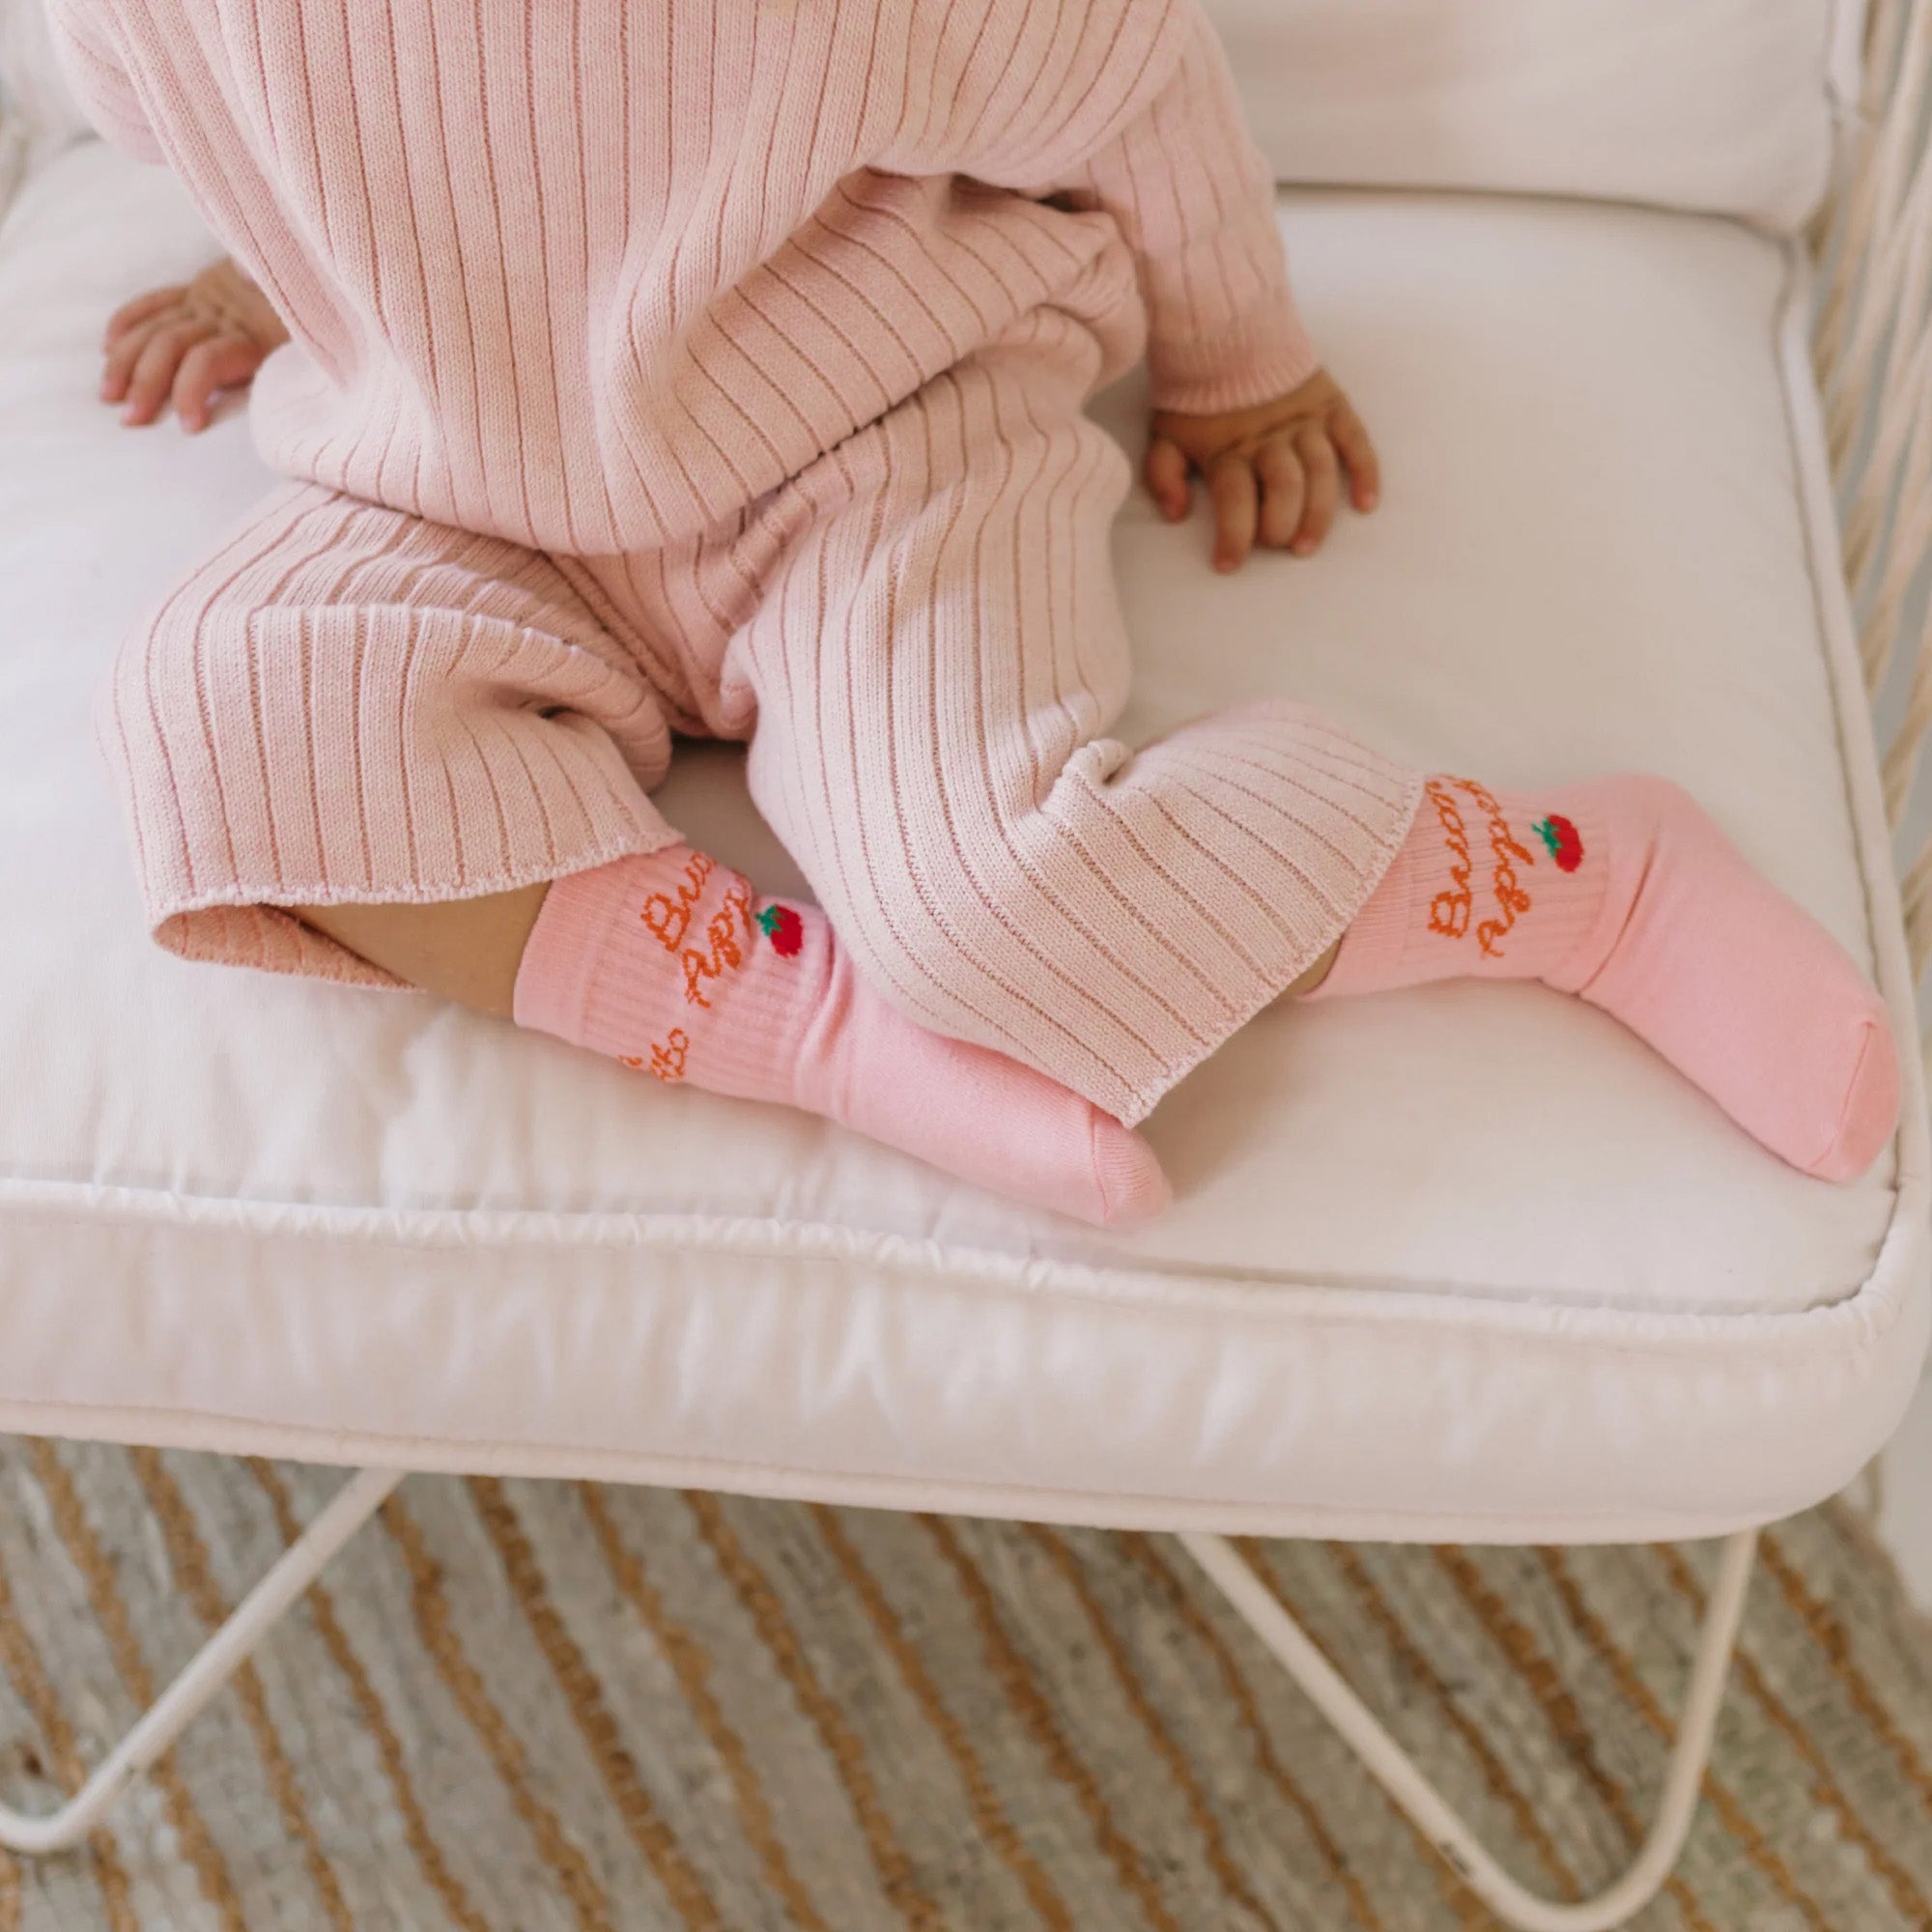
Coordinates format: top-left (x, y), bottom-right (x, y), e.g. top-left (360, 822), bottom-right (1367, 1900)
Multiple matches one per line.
top-left (54, 0), bottom-right (1422, 1124)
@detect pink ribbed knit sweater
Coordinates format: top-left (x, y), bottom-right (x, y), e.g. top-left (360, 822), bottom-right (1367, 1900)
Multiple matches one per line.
top-left (58, 0), bottom-right (1425, 1123)
top-left (53, 0), bottom-right (1319, 552)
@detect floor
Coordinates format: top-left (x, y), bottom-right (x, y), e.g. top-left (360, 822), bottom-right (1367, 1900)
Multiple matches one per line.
top-left (7, 1446), bottom-right (1932, 1930)
top-left (1872, 1372), bottom-right (1932, 1609)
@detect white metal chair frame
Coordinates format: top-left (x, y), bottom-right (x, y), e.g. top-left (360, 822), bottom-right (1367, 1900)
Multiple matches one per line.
top-left (2, 5), bottom-right (1927, 1926)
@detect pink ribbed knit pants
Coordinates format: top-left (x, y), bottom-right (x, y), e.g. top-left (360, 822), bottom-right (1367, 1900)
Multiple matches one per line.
top-left (103, 325), bottom-right (1420, 1122)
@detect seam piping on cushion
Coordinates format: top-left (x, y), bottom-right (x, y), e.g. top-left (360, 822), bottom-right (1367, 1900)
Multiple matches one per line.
top-left (0, 1393), bottom-right (1840, 1542)
top-left (0, 1174), bottom-right (1918, 1351)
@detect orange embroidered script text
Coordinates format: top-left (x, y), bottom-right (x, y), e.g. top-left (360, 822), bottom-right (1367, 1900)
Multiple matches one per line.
top-left (1424, 779), bottom-right (1473, 940)
top-left (682, 880), bottom-right (754, 1008)
top-left (1453, 778), bottom-right (1535, 956)
top-left (1427, 776), bottom-right (1538, 957)
top-left (639, 851), bottom-right (715, 952)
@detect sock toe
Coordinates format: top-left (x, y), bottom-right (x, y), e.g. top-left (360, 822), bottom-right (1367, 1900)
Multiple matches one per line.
top-left (1804, 1010), bottom-right (1901, 1182)
top-left (1556, 782), bottom-right (1901, 1185)
top-left (1089, 1118), bottom-right (1173, 1226)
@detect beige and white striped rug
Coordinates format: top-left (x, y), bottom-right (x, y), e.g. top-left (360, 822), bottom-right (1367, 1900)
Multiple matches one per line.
top-left (1, 1446), bottom-right (1931, 1930)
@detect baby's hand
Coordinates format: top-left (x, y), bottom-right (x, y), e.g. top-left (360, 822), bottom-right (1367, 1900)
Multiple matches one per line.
top-left (100, 257), bottom-right (290, 432)
top-left (1147, 369), bottom-right (1380, 573)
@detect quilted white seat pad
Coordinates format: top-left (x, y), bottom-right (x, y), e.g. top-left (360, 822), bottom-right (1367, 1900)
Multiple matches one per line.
top-left (0, 144), bottom-right (1925, 1541)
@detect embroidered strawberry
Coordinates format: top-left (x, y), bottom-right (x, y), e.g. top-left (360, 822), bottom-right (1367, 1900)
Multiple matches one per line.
top-left (756, 902), bottom-right (805, 957)
top-left (1532, 813), bottom-right (1584, 873)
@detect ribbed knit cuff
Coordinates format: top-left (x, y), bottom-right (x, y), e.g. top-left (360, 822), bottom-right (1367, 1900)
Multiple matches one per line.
top-left (1310, 782), bottom-right (1610, 999)
top-left (510, 860), bottom-right (636, 1039)
top-left (513, 848), bottom-right (834, 1111)
top-left (662, 896), bottom-right (831, 1106)
top-left (1307, 829), bottom-right (1429, 1002)
top-left (1148, 300), bottom-right (1321, 417)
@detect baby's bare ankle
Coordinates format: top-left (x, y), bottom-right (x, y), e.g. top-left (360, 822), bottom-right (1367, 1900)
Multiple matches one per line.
top-left (294, 885), bottom-right (551, 1018)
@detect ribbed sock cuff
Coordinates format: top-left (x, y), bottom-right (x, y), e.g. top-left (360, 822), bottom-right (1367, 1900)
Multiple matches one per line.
top-left (511, 860), bottom-right (638, 1039)
top-left (656, 896), bottom-right (829, 1105)
top-left (513, 847), bottom-right (830, 1109)
top-left (1310, 780), bottom-right (1612, 999)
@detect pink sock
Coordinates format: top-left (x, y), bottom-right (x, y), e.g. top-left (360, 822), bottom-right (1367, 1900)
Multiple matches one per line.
top-left (511, 844), bottom-right (1170, 1226)
top-left (1311, 774), bottom-right (1899, 1181)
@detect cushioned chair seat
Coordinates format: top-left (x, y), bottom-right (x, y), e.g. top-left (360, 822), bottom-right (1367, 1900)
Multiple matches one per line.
top-left (0, 142), bottom-right (1924, 1542)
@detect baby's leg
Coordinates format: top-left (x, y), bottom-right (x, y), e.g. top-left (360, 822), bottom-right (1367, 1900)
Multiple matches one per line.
top-left (295, 888), bottom-right (550, 1018)
top-left (108, 486), bottom-right (1159, 1223)
top-left (502, 844), bottom-right (1168, 1223)
top-left (295, 850), bottom-right (1167, 1225)
top-left (730, 326), bottom-right (1423, 1126)
top-left (730, 326), bottom-right (1896, 1177)
top-left (104, 482), bottom-right (679, 982)
top-left (295, 867), bottom-right (1168, 1226)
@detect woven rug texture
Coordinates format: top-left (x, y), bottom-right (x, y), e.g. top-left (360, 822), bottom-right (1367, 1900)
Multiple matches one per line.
top-left (1, 1448), bottom-right (1930, 1930)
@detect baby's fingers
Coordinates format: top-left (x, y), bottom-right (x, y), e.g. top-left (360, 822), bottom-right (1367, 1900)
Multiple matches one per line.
top-left (172, 334), bottom-right (263, 433)
top-left (103, 286), bottom-right (185, 352)
top-left (100, 315), bottom-right (167, 404)
top-left (1293, 426), bottom-right (1341, 555)
top-left (1144, 436), bottom-right (1190, 522)
top-left (120, 321), bottom-right (206, 425)
top-left (1208, 453), bottom-right (1259, 572)
top-left (1330, 398), bottom-right (1381, 513)
top-left (1256, 439), bottom-right (1305, 551)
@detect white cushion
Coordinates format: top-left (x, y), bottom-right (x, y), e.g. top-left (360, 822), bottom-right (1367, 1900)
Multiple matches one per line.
top-left (0, 0), bottom-right (1867, 234)
top-left (0, 0), bottom-right (93, 213)
top-left (0, 0), bottom-right (1864, 232)
top-left (0, 143), bottom-right (1924, 1541)
top-left (1206, 0), bottom-right (1864, 232)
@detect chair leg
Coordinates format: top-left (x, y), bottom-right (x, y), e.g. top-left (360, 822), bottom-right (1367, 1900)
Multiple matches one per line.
top-left (0, 1464), bottom-right (405, 1857)
top-left (1179, 1527), bottom-right (1758, 1932)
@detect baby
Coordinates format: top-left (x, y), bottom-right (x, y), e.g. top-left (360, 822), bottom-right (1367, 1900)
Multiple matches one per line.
top-left (56, 0), bottom-right (1897, 1220)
